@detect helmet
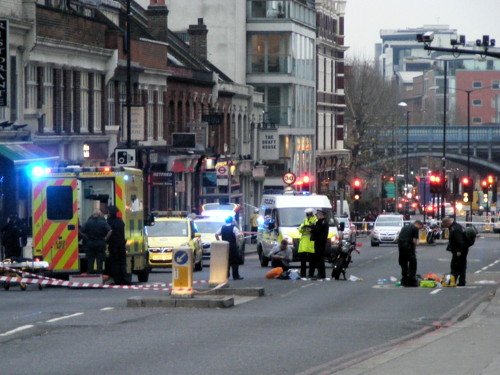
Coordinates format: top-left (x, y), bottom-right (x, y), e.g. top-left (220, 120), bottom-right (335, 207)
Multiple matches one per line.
top-left (304, 208), bottom-right (314, 215)
top-left (254, 208), bottom-right (259, 213)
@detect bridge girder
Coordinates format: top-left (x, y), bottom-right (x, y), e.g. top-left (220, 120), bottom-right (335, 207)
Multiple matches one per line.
top-left (367, 151), bottom-right (500, 174)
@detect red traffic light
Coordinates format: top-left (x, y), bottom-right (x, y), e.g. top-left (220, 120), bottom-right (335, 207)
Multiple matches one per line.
top-left (461, 177), bottom-right (470, 185)
top-left (303, 175), bottom-right (310, 184)
top-left (353, 179), bottom-right (361, 187)
top-left (482, 180), bottom-right (488, 188)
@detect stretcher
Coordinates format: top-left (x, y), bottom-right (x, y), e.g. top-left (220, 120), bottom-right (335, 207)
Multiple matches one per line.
top-left (0, 259), bottom-right (50, 291)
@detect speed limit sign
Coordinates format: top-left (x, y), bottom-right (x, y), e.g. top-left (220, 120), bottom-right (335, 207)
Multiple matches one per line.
top-left (283, 172), bottom-right (296, 185)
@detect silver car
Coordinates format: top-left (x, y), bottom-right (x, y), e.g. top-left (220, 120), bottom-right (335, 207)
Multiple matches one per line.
top-left (370, 214), bottom-right (404, 246)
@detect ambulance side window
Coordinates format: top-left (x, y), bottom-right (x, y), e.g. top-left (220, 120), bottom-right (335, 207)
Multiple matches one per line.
top-left (47, 186), bottom-right (73, 220)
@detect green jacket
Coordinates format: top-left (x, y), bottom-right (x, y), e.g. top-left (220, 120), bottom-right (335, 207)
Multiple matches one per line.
top-left (298, 216), bottom-right (317, 253)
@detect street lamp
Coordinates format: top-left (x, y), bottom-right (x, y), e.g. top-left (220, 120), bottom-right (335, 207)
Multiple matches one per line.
top-left (398, 102), bottom-right (410, 217)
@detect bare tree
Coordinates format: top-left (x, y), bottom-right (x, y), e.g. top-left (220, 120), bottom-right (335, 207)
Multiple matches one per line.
top-left (344, 59), bottom-right (402, 177)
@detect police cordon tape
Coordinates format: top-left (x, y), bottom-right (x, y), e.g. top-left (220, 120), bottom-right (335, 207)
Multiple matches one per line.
top-left (0, 265), bottom-right (228, 293)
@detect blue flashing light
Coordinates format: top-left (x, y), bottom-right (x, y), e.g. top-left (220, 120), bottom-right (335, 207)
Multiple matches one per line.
top-left (124, 174), bottom-right (129, 181)
top-left (31, 165), bottom-right (51, 178)
top-left (301, 191), bottom-right (311, 196)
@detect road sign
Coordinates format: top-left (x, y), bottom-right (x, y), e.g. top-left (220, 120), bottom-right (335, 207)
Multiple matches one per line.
top-left (217, 165), bottom-right (229, 176)
top-left (282, 172), bottom-right (296, 185)
top-left (115, 149), bottom-right (136, 167)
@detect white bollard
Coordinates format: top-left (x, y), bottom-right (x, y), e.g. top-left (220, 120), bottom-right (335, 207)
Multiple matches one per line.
top-left (209, 241), bottom-right (229, 287)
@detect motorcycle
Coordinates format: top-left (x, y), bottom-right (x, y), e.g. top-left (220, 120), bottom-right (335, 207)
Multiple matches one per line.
top-left (425, 221), bottom-right (441, 244)
top-left (331, 222), bottom-right (361, 280)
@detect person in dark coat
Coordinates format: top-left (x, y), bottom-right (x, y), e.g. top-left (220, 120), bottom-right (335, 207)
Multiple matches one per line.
top-left (397, 220), bottom-right (423, 287)
top-left (1, 213), bottom-right (27, 261)
top-left (106, 206), bottom-right (129, 285)
top-left (82, 210), bottom-right (112, 274)
top-left (442, 217), bottom-right (469, 286)
top-left (215, 217), bottom-right (243, 280)
top-left (310, 209), bottom-right (330, 280)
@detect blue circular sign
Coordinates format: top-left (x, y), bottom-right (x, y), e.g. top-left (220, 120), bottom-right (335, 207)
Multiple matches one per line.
top-left (174, 250), bottom-right (189, 265)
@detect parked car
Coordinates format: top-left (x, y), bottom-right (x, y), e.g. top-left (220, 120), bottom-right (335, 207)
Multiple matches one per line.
top-left (145, 216), bottom-right (203, 271)
top-left (194, 215), bottom-right (246, 264)
top-left (336, 216), bottom-right (356, 241)
top-left (370, 214), bottom-right (405, 246)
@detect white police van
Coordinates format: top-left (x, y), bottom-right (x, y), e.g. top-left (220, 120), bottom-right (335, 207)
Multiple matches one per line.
top-left (257, 192), bottom-right (339, 267)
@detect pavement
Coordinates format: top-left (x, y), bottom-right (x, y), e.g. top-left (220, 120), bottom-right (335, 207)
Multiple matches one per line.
top-left (333, 284), bottom-right (500, 375)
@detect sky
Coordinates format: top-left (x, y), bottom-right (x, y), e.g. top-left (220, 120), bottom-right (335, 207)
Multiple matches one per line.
top-left (344, 0), bottom-right (500, 60)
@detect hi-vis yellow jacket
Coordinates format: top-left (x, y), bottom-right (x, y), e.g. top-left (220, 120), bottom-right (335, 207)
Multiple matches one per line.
top-left (298, 216), bottom-right (317, 253)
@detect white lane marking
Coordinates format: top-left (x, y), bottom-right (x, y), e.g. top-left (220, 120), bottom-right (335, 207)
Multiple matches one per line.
top-left (0, 325), bottom-right (35, 337)
top-left (46, 312), bottom-right (84, 323)
top-left (100, 307), bottom-right (114, 311)
top-left (430, 289), bottom-right (442, 294)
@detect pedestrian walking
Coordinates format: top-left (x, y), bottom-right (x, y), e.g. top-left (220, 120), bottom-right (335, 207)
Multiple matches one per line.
top-left (310, 209), bottom-right (329, 280)
top-left (249, 209), bottom-right (259, 244)
top-left (82, 209), bottom-right (112, 274)
top-left (269, 239), bottom-right (293, 271)
top-left (298, 208), bottom-right (317, 279)
top-left (1, 213), bottom-right (27, 261)
top-left (442, 217), bottom-right (469, 286)
top-left (106, 205), bottom-right (129, 285)
top-left (397, 220), bottom-right (424, 287)
top-left (216, 217), bottom-right (243, 280)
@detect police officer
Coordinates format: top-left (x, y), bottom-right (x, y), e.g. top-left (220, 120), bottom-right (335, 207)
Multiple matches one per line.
top-left (216, 217), bottom-right (243, 280)
top-left (298, 208), bottom-right (317, 279)
top-left (397, 220), bottom-right (423, 287)
top-left (311, 209), bottom-right (329, 280)
top-left (82, 210), bottom-right (112, 274)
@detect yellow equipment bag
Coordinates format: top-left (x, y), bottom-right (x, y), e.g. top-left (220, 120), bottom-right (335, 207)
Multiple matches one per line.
top-left (441, 273), bottom-right (456, 287)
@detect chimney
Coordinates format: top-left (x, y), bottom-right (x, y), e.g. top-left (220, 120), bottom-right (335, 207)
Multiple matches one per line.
top-left (147, 0), bottom-right (169, 43)
top-left (188, 18), bottom-right (208, 61)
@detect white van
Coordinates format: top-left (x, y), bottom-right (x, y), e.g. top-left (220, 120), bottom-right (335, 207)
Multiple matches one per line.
top-left (257, 192), bottom-right (340, 267)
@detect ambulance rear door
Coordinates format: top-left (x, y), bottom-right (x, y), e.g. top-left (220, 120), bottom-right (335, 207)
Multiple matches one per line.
top-left (32, 177), bottom-right (79, 272)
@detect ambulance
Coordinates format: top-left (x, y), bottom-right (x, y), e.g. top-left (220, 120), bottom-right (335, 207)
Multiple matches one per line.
top-left (31, 165), bottom-right (150, 282)
top-left (257, 192), bottom-right (340, 267)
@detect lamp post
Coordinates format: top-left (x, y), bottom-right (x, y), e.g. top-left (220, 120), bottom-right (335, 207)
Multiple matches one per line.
top-left (398, 102), bottom-right (410, 218)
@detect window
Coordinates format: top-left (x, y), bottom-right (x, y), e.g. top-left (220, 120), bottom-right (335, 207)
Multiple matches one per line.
top-left (158, 87), bottom-right (164, 139)
top-left (47, 186), bottom-right (74, 220)
top-left (43, 67), bottom-right (54, 132)
top-left (25, 64), bottom-right (37, 111)
top-left (472, 81), bottom-right (483, 89)
top-left (93, 74), bottom-right (102, 132)
top-left (472, 99), bottom-right (482, 106)
top-left (80, 72), bottom-right (89, 132)
top-left (492, 80), bottom-right (500, 90)
top-left (472, 117), bottom-right (482, 124)
top-left (147, 87), bottom-right (154, 139)
top-left (107, 82), bottom-right (115, 126)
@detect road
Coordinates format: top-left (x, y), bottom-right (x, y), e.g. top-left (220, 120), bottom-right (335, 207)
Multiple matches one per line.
top-left (0, 236), bottom-right (499, 375)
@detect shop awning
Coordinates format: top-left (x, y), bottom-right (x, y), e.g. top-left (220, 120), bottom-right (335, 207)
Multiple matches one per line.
top-left (0, 143), bottom-right (59, 165)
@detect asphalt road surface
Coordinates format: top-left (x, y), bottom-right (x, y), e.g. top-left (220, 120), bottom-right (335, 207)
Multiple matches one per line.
top-left (1, 236), bottom-right (498, 375)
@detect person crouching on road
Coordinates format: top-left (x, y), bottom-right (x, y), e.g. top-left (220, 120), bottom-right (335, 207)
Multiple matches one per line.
top-left (442, 217), bottom-right (469, 286)
top-left (310, 209), bottom-right (330, 280)
top-left (269, 239), bottom-right (293, 271)
top-left (216, 217), bottom-right (243, 280)
top-left (397, 220), bottom-right (423, 287)
top-left (298, 208), bottom-right (317, 279)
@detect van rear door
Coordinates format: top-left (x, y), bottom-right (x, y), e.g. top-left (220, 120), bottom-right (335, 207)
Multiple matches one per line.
top-left (33, 178), bottom-right (79, 272)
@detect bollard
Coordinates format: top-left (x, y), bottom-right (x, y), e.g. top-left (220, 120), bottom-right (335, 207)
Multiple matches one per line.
top-left (209, 241), bottom-right (229, 287)
top-left (171, 246), bottom-right (194, 298)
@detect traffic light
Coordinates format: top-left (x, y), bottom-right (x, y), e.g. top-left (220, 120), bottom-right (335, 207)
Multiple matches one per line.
top-left (353, 178), bottom-right (361, 200)
top-left (482, 179), bottom-right (489, 194)
top-left (429, 174), bottom-right (442, 194)
top-left (302, 175), bottom-right (311, 192)
top-left (462, 177), bottom-right (471, 202)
